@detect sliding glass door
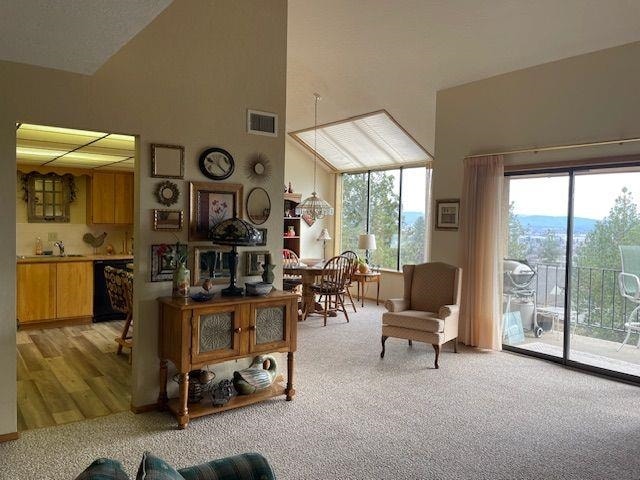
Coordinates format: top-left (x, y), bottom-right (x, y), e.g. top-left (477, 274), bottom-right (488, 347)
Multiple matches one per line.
top-left (503, 173), bottom-right (569, 359)
top-left (504, 165), bottom-right (640, 382)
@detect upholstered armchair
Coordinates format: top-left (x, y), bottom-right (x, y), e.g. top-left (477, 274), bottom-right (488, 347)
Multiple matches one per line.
top-left (381, 262), bottom-right (462, 368)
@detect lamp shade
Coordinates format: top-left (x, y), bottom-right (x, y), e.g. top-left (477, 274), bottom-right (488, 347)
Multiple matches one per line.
top-left (317, 228), bottom-right (331, 241)
top-left (209, 217), bottom-right (261, 246)
top-left (358, 234), bottom-right (376, 250)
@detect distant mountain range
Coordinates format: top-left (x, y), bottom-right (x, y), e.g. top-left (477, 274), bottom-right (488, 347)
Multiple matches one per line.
top-left (403, 211), bottom-right (424, 225)
top-left (516, 215), bottom-right (598, 234)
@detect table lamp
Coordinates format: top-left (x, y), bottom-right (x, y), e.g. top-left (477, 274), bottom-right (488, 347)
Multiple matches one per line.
top-left (317, 227), bottom-right (331, 261)
top-left (209, 217), bottom-right (261, 296)
top-left (358, 233), bottom-right (376, 265)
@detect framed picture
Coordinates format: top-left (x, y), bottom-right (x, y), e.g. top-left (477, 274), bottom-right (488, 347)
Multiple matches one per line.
top-left (256, 228), bottom-right (267, 246)
top-left (191, 246), bottom-right (232, 286)
top-left (245, 250), bottom-right (269, 276)
top-left (150, 243), bottom-right (188, 282)
top-left (189, 182), bottom-right (243, 242)
top-left (153, 209), bottom-right (183, 231)
top-left (151, 143), bottom-right (184, 179)
top-left (435, 199), bottom-right (460, 230)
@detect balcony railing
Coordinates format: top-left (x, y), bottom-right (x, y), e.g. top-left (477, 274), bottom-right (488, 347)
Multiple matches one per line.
top-left (534, 263), bottom-right (639, 338)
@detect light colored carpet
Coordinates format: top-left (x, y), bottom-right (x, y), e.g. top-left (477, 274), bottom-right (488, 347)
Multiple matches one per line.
top-left (2, 303), bottom-right (640, 479)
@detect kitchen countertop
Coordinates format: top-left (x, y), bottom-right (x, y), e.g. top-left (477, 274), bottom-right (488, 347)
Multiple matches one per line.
top-left (17, 253), bottom-right (134, 264)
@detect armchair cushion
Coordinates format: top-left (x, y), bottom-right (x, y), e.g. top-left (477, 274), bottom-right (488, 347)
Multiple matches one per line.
top-left (410, 263), bottom-right (457, 313)
top-left (438, 304), bottom-right (459, 319)
top-left (382, 310), bottom-right (444, 333)
top-left (384, 298), bottom-right (408, 312)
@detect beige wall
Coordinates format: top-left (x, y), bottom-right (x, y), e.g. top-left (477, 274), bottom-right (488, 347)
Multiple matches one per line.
top-left (432, 41), bottom-right (640, 266)
top-left (16, 174), bottom-right (131, 255)
top-left (284, 138), bottom-right (335, 261)
top-left (0, 0), bottom-right (287, 436)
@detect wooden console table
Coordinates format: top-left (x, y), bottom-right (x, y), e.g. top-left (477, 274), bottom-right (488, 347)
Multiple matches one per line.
top-left (157, 291), bottom-right (298, 429)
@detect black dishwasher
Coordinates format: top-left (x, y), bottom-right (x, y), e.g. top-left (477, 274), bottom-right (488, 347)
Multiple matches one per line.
top-left (93, 259), bottom-right (130, 322)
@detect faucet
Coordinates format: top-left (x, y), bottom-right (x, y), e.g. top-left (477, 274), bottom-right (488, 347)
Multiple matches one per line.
top-left (54, 241), bottom-right (65, 256)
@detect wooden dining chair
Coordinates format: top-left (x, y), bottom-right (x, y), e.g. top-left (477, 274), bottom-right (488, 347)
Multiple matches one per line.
top-left (282, 249), bottom-right (303, 293)
top-left (104, 266), bottom-right (134, 360)
top-left (340, 250), bottom-right (359, 313)
top-left (310, 255), bottom-right (351, 326)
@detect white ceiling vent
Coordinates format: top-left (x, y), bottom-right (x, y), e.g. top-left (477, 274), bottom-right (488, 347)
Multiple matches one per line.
top-left (247, 109), bottom-right (278, 137)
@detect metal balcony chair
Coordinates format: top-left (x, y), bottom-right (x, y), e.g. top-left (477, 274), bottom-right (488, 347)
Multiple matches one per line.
top-left (617, 245), bottom-right (640, 351)
top-left (104, 266), bottom-right (134, 359)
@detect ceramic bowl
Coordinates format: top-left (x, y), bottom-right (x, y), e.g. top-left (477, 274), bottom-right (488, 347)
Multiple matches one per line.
top-left (245, 282), bottom-right (272, 296)
top-left (190, 291), bottom-right (214, 302)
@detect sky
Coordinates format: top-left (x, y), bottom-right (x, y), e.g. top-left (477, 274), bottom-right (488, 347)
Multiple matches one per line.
top-left (508, 171), bottom-right (640, 219)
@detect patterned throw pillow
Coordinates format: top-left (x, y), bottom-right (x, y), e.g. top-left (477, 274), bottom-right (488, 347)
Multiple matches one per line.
top-left (75, 458), bottom-right (130, 480)
top-left (178, 452), bottom-right (275, 480)
top-left (136, 452), bottom-right (183, 480)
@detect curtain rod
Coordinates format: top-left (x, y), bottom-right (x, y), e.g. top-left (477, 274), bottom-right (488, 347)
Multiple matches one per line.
top-left (464, 136), bottom-right (640, 159)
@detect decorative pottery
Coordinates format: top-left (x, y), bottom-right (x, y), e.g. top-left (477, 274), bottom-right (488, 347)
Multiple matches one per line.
top-left (211, 379), bottom-right (236, 406)
top-left (172, 262), bottom-right (191, 297)
top-left (287, 225), bottom-right (296, 237)
top-left (190, 291), bottom-right (214, 302)
top-left (245, 281), bottom-right (272, 296)
top-left (261, 262), bottom-right (275, 284)
top-left (172, 369), bottom-right (216, 403)
top-left (233, 355), bottom-right (277, 395)
top-left (358, 262), bottom-right (370, 273)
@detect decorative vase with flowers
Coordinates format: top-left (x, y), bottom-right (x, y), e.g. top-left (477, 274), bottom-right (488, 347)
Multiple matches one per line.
top-left (159, 237), bottom-right (189, 297)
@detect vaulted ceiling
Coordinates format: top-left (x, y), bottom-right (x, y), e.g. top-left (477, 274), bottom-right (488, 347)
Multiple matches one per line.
top-left (2, 0), bottom-right (640, 161)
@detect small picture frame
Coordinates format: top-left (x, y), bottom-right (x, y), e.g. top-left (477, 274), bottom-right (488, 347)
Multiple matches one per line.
top-left (189, 182), bottom-right (243, 242)
top-left (191, 246), bottom-right (231, 286)
top-left (245, 250), bottom-right (269, 276)
top-left (151, 143), bottom-right (185, 179)
top-left (256, 228), bottom-right (267, 246)
top-left (153, 209), bottom-right (183, 231)
top-left (150, 243), bottom-right (188, 282)
top-left (435, 199), bottom-right (460, 230)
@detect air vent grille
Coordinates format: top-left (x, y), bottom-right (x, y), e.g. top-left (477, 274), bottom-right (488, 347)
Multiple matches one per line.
top-left (247, 109), bottom-right (278, 137)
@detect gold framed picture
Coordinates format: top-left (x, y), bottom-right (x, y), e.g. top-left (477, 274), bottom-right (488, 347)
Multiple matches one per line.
top-left (189, 182), bottom-right (243, 242)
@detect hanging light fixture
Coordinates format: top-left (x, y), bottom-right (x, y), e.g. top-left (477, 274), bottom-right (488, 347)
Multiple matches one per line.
top-left (295, 93), bottom-right (334, 220)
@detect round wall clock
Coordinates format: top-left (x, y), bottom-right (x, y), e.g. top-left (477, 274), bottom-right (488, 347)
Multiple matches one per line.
top-left (199, 147), bottom-right (235, 180)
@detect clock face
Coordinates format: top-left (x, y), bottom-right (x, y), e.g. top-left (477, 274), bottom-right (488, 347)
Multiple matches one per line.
top-left (199, 147), bottom-right (234, 180)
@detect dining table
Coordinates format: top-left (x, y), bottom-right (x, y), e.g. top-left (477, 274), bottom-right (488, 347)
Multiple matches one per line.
top-left (282, 262), bottom-right (338, 320)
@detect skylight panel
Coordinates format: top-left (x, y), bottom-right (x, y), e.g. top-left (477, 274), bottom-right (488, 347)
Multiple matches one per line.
top-left (290, 110), bottom-right (431, 172)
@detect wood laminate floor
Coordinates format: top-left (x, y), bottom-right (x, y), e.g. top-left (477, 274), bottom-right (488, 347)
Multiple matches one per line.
top-left (16, 320), bottom-right (131, 431)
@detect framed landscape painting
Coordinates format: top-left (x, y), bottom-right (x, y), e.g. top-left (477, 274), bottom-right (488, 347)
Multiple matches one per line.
top-left (435, 199), bottom-right (460, 230)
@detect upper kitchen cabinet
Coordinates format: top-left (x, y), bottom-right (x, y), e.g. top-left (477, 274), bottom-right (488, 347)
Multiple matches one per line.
top-left (88, 172), bottom-right (133, 225)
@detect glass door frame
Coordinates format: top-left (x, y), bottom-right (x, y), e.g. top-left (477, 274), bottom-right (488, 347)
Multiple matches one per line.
top-left (504, 161), bottom-right (640, 386)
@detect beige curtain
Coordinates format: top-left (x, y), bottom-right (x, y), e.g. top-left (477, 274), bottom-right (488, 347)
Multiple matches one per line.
top-left (459, 155), bottom-right (504, 350)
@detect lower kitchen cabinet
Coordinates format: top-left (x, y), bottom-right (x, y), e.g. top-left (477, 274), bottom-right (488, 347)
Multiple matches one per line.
top-left (17, 260), bottom-right (94, 326)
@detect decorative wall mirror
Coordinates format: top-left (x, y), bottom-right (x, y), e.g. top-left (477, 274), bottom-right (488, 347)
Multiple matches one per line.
top-left (153, 209), bottom-right (184, 231)
top-left (246, 187), bottom-right (271, 225)
top-left (21, 172), bottom-right (76, 223)
top-left (151, 143), bottom-right (185, 178)
top-left (155, 180), bottom-right (180, 206)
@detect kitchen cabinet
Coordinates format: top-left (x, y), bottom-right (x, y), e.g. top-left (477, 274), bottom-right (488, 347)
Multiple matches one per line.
top-left (157, 291), bottom-right (298, 429)
top-left (88, 172), bottom-right (133, 225)
top-left (17, 260), bottom-right (93, 326)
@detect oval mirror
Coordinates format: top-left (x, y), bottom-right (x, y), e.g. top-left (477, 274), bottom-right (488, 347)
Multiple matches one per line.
top-left (246, 187), bottom-right (271, 225)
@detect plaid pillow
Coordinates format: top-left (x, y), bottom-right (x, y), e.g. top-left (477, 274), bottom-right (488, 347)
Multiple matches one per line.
top-left (75, 458), bottom-right (130, 480)
top-left (178, 453), bottom-right (275, 480)
top-left (137, 452), bottom-right (183, 480)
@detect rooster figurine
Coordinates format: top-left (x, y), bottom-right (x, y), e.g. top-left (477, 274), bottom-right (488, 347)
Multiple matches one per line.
top-left (83, 232), bottom-right (108, 249)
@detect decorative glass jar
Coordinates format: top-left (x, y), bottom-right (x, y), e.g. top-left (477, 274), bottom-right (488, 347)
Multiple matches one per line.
top-left (172, 262), bottom-right (190, 297)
